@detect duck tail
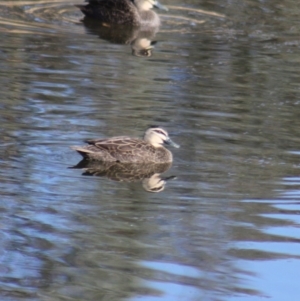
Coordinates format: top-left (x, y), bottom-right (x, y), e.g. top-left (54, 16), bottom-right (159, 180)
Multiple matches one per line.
top-left (70, 146), bottom-right (94, 158)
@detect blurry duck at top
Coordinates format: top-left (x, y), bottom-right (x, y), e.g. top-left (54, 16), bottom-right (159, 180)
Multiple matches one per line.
top-left (75, 0), bottom-right (169, 28)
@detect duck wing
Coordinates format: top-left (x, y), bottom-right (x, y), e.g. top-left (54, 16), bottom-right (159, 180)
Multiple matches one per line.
top-left (85, 136), bottom-right (131, 144)
top-left (87, 136), bottom-right (156, 162)
top-left (77, 0), bottom-right (137, 25)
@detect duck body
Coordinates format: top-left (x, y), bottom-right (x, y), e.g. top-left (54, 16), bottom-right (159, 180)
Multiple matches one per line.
top-left (76, 0), bottom-right (168, 27)
top-left (71, 127), bottom-right (179, 163)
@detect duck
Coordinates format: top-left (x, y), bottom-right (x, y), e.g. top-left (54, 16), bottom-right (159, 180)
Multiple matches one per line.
top-left (71, 126), bottom-right (179, 163)
top-left (75, 0), bottom-right (168, 28)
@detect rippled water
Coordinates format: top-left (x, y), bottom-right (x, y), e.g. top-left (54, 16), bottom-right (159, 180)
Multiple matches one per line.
top-left (1, 0), bottom-right (300, 300)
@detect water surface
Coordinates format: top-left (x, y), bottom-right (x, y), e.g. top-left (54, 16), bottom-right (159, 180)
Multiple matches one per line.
top-left (1, 0), bottom-right (300, 300)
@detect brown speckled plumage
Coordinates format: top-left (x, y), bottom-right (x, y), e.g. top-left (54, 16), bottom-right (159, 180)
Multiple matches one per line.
top-left (71, 127), bottom-right (179, 163)
top-left (76, 0), bottom-right (167, 27)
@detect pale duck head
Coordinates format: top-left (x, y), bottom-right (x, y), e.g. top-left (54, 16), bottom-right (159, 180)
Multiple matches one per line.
top-left (134, 0), bottom-right (168, 11)
top-left (144, 126), bottom-right (180, 148)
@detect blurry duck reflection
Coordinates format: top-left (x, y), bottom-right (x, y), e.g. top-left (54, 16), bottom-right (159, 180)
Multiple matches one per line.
top-left (79, 17), bottom-right (159, 57)
top-left (71, 160), bottom-right (176, 192)
top-left (142, 173), bottom-right (176, 193)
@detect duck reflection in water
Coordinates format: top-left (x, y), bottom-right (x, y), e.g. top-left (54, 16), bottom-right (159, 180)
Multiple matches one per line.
top-left (76, 0), bottom-right (168, 56)
top-left (71, 160), bottom-right (176, 193)
top-left (79, 18), bottom-right (158, 56)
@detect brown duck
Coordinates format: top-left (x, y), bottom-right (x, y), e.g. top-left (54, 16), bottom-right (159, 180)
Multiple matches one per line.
top-left (71, 126), bottom-right (179, 163)
top-left (76, 0), bottom-right (168, 27)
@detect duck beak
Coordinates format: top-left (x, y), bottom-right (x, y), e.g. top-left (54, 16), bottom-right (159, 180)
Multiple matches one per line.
top-left (164, 138), bottom-right (180, 148)
top-left (154, 1), bottom-right (169, 11)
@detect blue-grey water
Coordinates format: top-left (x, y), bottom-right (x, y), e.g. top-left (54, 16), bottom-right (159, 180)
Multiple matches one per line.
top-left (1, 0), bottom-right (300, 300)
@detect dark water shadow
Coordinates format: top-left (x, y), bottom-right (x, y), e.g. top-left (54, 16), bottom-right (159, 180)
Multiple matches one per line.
top-left (79, 17), bottom-right (159, 57)
top-left (71, 160), bottom-right (176, 192)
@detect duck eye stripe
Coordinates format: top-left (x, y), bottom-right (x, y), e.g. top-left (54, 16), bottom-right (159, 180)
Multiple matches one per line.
top-left (154, 130), bottom-right (166, 136)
